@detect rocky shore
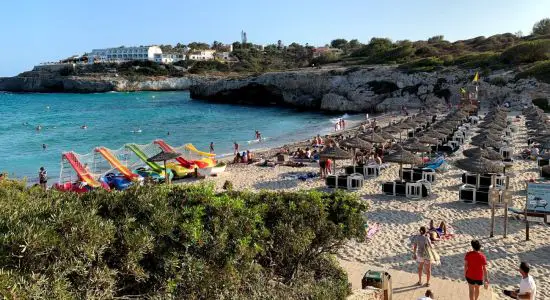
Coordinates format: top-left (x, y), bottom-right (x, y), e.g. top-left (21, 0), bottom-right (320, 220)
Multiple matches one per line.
top-left (0, 75), bottom-right (206, 93)
top-left (190, 65), bottom-right (550, 112)
top-left (2, 64), bottom-right (549, 112)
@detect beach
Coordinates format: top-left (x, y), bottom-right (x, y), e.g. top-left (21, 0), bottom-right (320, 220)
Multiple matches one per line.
top-left (176, 112), bottom-right (550, 300)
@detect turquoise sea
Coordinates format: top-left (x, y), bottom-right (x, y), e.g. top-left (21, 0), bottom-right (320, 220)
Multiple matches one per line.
top-left (0, 91), bottom-right (351, 182)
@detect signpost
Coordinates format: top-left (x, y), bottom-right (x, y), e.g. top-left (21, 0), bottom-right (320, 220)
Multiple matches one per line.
top-left (524, 182), bottom-right (550, 240)
top-left (489, 188), bottom-right (512, 238)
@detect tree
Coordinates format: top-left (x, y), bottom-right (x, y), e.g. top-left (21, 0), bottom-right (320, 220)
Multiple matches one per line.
top-left (330, 39), bottom-right (348, 49)
top-left (533, 18), bottom-right (550, 35)
top-left (188, 42), bottom-right (210, 50)
top-left (515, 31), bottom-right (523, 38)
top-left (348, 39), bottom-right (361, 49)
top-left (277, 40), bottom-right (283, 50)
top-left (428, 35), bottom-right (445, 44)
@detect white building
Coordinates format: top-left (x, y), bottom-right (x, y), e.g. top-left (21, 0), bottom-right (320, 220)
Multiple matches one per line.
top-left (154, 53), bottom-right (186, 64)
top-left (188, 50), bottom-right (216, 61)
top-left (88, 46), bottom-right (162, 63)
top-left (214, 51), bottom-right (232, 61)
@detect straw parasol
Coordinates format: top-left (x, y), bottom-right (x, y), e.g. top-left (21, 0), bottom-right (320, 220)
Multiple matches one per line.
top-left (376, 131), bottom-right (395, 140)
top-left (417, 135), bottom-right (440, 145)
top-left (382, 126), bottom-right (402, 134)
top-left (360, 132), bottom-right (387, 144)
top-left (384, 145), bottom-right (423, 179)
top-left (147, 151), bottom-right (182, 184)
top-left (320, 146), bottom-right (352, 174)
top-left (340, 137), bottom-right (372, 167)
top-left (471, 133), bottom-right (502, 143)
top-left (463, 147), bottom-right (502, 161)
top-left (402, 138), bottom-right (432, 153)
top-left (424, 131), bottom-right (448, 139)
top-left (471, 138), bottom-right (504, 149)
top-left (454, 154), bottom-right (504, 174)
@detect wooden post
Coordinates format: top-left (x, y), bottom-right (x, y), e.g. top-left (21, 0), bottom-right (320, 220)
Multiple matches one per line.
top-left (525, 182), bottom-right (530, 241)
top-left (490, 200), bottom-right (495, 238)
top-left (504, 201), bottom-right (508, 238)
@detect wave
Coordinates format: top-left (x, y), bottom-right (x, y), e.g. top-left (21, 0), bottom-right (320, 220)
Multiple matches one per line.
top-left (329, 113), bottom-right (350, 124)
top-left (246, 137), bottom-right (271, 145)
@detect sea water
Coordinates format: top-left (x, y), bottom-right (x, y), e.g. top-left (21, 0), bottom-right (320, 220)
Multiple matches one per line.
top-left (0, 91), bottom-right (356, 182)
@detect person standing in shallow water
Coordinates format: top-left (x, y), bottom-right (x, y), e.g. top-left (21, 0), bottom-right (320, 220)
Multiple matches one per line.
top-left (234, 142), bottom-right (239, 155)
top-left (209, 142), bottom-right (214, 154)
top-left (42, 143), bottom-right (47, 150)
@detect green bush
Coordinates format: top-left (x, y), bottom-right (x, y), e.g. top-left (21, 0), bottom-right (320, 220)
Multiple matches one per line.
top-left (188, 60), bottom-right (230, 74)
top-left (516, 60), bottom-right (550, 83)
top-left (452, 52), bottom-right (502, 69)
top-left (0, 179), bottom-right (365, 299)
top-left (398, 57), bottom-right (444, 73)
top-left (500, 40), bottom-right (550, 64)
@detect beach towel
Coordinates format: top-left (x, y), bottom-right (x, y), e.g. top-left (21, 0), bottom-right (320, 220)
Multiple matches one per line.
top-left (364, 223), bottom-right (380, 241)
top-left (426, 242), bottom-right (441, 265)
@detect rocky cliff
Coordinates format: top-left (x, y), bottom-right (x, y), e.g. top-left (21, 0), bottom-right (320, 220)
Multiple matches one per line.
top-left (190, 66), bottom-right (550, 112)
top-left (0, 75), bottom-right (204, 93)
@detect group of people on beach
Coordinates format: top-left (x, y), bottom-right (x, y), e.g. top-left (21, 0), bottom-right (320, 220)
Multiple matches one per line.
top-left (412, 224), bottom-right (537, 300)
top-left (334, 118), bottom-right (346, 131)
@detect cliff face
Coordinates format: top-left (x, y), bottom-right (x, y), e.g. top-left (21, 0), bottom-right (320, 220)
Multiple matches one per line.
top-left (190, 66), bottom-right (549, 112)
top-left (0, 75), bottom-right (203, 93)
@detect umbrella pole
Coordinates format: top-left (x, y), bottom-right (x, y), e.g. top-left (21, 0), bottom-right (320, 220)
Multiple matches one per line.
top-left (164, 160), bottom-right (170, 185)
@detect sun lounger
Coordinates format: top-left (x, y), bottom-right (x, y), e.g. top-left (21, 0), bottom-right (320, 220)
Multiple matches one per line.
top-left (326, 173), bottom-right (364, 190)
top-left (345, 164), bottom-right (381, 178)
top-left (382, 180), bottom-right (431, 198)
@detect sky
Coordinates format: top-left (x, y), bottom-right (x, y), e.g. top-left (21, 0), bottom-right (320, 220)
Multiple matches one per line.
top-left (1, 0), bottom-right (549, 76)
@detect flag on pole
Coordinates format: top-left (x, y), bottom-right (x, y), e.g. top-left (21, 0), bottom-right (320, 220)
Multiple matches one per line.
top-left (473, 72), bottom-right (479, 82)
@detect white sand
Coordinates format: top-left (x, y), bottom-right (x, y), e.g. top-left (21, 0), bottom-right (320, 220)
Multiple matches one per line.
top-left (177, 114), bottom-right (550, 299)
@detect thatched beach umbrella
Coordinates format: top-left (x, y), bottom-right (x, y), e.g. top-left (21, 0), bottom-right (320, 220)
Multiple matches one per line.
top-left (417, 135), bottom-right (440, 145)
top-left (403, 138), bottom-right (432, 153)
top-left (471, 138), bottom-right (504, 149)
top-left (454, 154), bottom-right (504, 174)
top-left (424, 131), bottom-right (448, 140)
top-left (377, 131), bottom-right (395, 140)
top-left (341, 137), bottom-right (372, 166)
top-left (147, 151), bottom-right (182, 184)
top-left (471, 133), bottom-right (502, 143)
top-left (463, 147), bottom-right (502, 161)
top-left (360, 132), bottom-right (387, 144)
top-left (320, 146), bottom-right (352, 174)
top-left (384, 145), bottom-right (423, 179)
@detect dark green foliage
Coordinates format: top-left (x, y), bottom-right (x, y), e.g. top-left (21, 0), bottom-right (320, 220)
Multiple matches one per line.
top-left (0, 180), bottom-right (365, 299)
top-left (452, 52), bottom-right (502, 69)
top-left (516, 60), bottom-right (550, 83)
top-left (311, 53), bottom-right (340, 65)
top-left (398, 57), bottom-right (444, 73)
top-left (188, 60), bottom-right (230, 74)
top-left (330, 39), bottom-right (348, 49)
top-left (533, 18), bottom-right (550, 36)
top-left (500, 40), bottom-right (550, 64)
top-left (532, 98), bottom-right (550, 112)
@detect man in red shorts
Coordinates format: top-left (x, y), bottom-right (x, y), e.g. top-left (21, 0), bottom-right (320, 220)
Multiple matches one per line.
top-left (464, 240), bottom-right (489, 300)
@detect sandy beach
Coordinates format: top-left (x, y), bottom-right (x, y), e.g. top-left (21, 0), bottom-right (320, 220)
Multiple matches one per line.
top-left (176, 112), bottom-right (550, 299)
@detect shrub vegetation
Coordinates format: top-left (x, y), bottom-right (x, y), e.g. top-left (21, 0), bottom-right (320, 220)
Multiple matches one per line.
top-left (0, 179), bottom-right (366, 299)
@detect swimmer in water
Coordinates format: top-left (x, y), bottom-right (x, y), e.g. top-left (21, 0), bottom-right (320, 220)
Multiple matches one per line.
top-left (167, 132), bottom-right (170, 136)
top-left (36, 125), bottom-right (42, 131)
top-left (81, 125), bottom-right (88, 129)
top-left (42, 143), bottom-right (47, 150)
